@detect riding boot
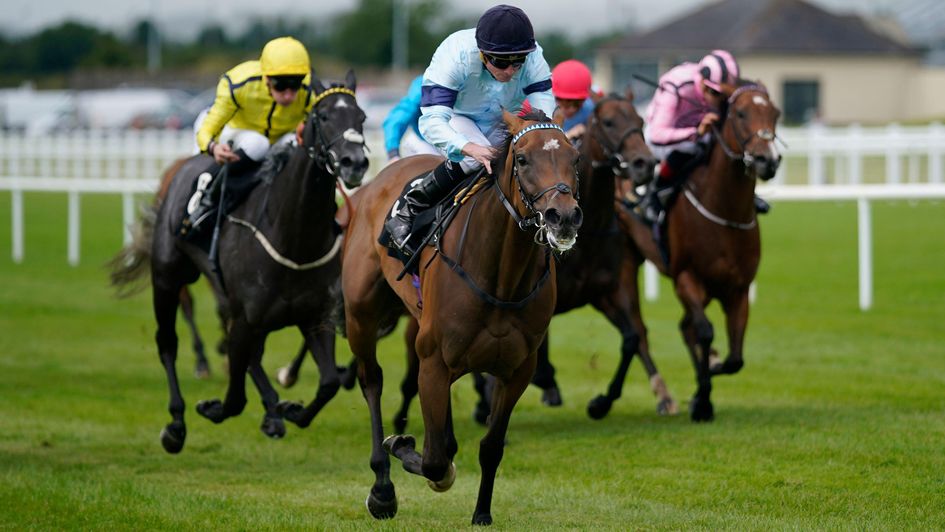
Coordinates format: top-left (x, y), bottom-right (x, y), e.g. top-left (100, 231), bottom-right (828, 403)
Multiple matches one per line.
top-left (385, 160), bottom-right (465, 253)
top-left (753, 195), bottom-right (771, 214)
top-left (181, 150), bottom-right (260, 237)
top-left (641, 180), bottom-right (664, 225)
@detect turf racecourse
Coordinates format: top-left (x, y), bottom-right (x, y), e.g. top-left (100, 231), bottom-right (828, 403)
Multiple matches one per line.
top-left (1, 192), bottom-right (943, 529)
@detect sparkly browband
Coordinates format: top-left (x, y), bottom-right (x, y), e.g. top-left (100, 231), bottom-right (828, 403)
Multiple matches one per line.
top-left (311, 87), bottom-right (357, 106)
top-left (512, 123), bottom-right (565, 144)
top-left (728, 84), bottom-right (768, 104)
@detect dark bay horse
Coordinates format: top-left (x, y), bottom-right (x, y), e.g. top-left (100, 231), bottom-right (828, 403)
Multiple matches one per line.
top-left (342, 111), bottom-right (582, 525)
top-left (615, 80), bottom-right (781, 421)
top-left (110, 72), bottom-right (369, 453)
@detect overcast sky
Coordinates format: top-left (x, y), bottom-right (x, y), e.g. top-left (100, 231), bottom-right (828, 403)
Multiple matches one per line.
top-left (0, 0), bottom-right (905, 40)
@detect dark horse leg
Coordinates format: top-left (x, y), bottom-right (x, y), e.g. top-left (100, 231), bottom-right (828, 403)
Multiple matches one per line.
top-left (348, 314), bottom-right (397, 519)
top-left (531, 333), bottom-right (562, 406)
top-left (195, 322), bottom-right (261, 424)
top-left (248, 360), bottom-right (287, 439)
top-left (178, 287), bottom-right (210, 379)
top-left (472, 356), bottom-right (536, 525)
top-left (279, 327), bottom-right (342, 428)
top-left (384, 353), bottom-right (458, 493)
top-left (392, 318), bottom-right (420, 434)
top-left (587, 259), bottom-right (678, 419)
top-left (675, 271), bottom-right (715, 422)
top-left (154, 283), bottom-right (188, 454)
top-left (277, 341), bottom-right (308, 388)
top-left (713, 289), bottom-right (749, 376)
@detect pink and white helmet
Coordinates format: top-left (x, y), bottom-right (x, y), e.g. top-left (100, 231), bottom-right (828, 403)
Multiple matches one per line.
top-left (695, 50), bottom-right (740, 92)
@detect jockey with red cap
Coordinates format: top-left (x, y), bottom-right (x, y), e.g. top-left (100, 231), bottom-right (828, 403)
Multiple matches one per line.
top-left (641, 50), bottom-right (769, 223)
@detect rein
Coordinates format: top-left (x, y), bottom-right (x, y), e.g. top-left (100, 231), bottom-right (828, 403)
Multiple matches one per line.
top-left (228, 215), bottom-right (343, 269)
top-left (682, 186), bottom-right (756, 230)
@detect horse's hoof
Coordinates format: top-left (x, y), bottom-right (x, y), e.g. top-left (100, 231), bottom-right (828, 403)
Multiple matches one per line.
top-left (160, 422), bottom-right (186, 454)
top-left (195, 399), bottom-right (226, 423)
top-left (365, 485), bottom-right (397, 519)
top-left (276, 366), bottom-right (297, 388)
top-left (689, 396), bottom-right (715, 422)
top-left (382, 434), bottom-right (415, 457)
top-left (194, 362), bottom-right (211, 380)
top-left (587, 395), bottom-right (613, 420)
top-left (473, 402), bottom-right (490, 426)
top-left (656, 398), bottom-right (679, 416)
top-left (471, 512), bottom-right (493, 526)
top-left (277, 400), bottom-right (311, 428)
top-left (541, 387), bottom-right (563, 407)
top-left (261, 414), bottom-right (286, 439)
top-left (427, 461), bottom-right (456, 492)
top-left (339, 365), bottom-right (357, 390)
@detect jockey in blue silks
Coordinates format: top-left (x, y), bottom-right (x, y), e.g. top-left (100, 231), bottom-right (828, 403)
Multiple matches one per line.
top-left (384, 4), bottom-right (556, 254)
top-left (382, 75), bottom-right (438, 162)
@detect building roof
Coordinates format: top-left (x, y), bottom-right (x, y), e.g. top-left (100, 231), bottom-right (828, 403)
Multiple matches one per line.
top-left (601, 0), bottom-right (917, 56)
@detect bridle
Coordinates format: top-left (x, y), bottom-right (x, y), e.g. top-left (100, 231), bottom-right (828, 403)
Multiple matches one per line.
top-left (493, 122), bottom-right (578, 245)
top-left (589, 96), bottom-right (645, 177)
top-left (711, 85), bottom-right (781, 174)
top-left (304, 87), bottom-right (366, 177)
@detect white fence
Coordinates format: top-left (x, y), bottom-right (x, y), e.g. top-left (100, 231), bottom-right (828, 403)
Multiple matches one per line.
top-left (1, 125), bottom-right (943, 311)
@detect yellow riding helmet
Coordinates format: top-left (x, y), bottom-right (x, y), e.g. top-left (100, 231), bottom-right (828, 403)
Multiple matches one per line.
top-left (260, 37), bottom-right (310, 77)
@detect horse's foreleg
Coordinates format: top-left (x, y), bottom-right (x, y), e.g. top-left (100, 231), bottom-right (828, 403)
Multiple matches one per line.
top-left (154, 285), bottom-right (186, 453)
top-left (414, 354), bottom-right (456, 491)
top-left (178, 286), bottom-right (209, 379)
top-left (196, 323), bottom-right (257, 424)
top-left (246, 344), bottom-right (286, 438)
top-left (349, 316), bottom-right (397, 520)
top-left (715, 290), bottom-right (749, 375)
top-left (280, 327), bottom-right (340, 428)
top-left (392, 318), bottom-right (420, 434)
top-left (674, 272), bottom-right (714, 422)
top-left (472, 354), bottom-right (535, 526)
top-left (531, 333), bottom-right (562, 406)
top-left (277, 341), bottom-right (307, 388)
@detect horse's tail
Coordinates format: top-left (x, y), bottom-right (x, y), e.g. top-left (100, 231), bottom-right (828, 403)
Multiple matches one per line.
top-left (106, 156), bottom-right (188, 298)
top-left (106, 202), bottom-right (157, 298)
top-left (330, 277), bottom-right (347, 338)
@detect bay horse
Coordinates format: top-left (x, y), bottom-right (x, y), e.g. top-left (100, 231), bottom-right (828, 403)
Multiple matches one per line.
top-left (110, 72), bottom-right (369, 453)
top-left (342, 110), bottom-right (582, 525)
top-left (614, 80), bottom-right (781, 421)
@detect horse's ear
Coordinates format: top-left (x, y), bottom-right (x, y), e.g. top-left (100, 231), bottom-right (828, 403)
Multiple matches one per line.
top-left (503, 109), bottom-right (524, 134)
top-left (624, 85), bottom-right (635, 103)
top-left (345, 69), bottom-right (357, 92)
top-left (552, 109), bottom-right (565, 128)
top-left (312, 74), bottom-right (327, 94)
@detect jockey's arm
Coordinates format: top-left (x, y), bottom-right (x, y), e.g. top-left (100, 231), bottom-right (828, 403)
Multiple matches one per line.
top-left (196, 75), bottom-right (239, 154)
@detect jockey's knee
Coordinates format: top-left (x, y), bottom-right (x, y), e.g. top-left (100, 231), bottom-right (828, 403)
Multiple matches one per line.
top-left (234, 134), bottom-right (269, 162)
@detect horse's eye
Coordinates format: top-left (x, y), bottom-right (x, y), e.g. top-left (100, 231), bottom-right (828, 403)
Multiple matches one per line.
top-left (516, 154), bottom-right (528, 166)
top-left (603, 119), bottom-right (615, 128)
top-left (319, 114), bottom-right (329, 122)
top-left (736, 110), bottom-right (747, 120)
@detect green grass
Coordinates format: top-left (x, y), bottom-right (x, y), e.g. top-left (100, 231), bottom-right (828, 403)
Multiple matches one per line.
top-left (1, 192), bottom-right (944, 529)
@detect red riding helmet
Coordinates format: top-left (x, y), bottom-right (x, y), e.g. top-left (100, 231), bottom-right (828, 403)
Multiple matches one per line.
top-left (551, 60), bottom-right (592, 100)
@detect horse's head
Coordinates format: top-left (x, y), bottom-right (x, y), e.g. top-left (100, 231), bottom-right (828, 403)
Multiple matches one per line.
top-left (588, 88), bottom-right (657, 187)
top-left (305, 69), bottom-right (369, 188)
top-left (718, 81), bottom-right (782, 180)
top-left (500, 109), bottom-right (583, 252)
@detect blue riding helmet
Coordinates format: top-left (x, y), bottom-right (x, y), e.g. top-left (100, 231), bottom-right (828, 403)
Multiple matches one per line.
top-left (475, 4), bottom-right (536, 55)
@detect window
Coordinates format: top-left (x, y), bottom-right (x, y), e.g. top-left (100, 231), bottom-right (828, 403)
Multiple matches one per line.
top-left (612, 58), bottom-right (659, 104)
top-left (783, 80), bottom-right (820, 125)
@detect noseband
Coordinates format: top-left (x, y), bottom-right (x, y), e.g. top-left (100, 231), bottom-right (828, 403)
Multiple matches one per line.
top-left (494, 122), bottom-right (578, 244)
top-left (711, 85), bottom-right (780, 173)
top-left (304, 87), bottom-right (366, 176)
top-left (589, 98), bottom-right (645, 177)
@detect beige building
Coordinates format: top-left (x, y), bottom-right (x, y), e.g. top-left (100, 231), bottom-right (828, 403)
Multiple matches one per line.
top-left (594, 0), bottom-right (945, 125)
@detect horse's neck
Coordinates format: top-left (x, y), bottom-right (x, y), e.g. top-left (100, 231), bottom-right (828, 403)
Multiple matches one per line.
top-left (690, 142), bottom-right (756, 221)
top-left (456, 179), bottom-right (546, 300)
top-left (260, 151), bottom-right (336, 249)
top-left (579, 141), bottom-right (617, 230)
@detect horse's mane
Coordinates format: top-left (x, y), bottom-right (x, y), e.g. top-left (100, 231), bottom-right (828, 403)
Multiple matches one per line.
top-left (489, 109), bottom-right (555, 176)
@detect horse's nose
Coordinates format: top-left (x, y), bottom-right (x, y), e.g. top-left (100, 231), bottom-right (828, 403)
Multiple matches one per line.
top-left (753, 154), bottom-right (780, 180)
top-left (631, 156), bottom-right (658, 185)
top-left (544, 205), bottom-right (583, 230)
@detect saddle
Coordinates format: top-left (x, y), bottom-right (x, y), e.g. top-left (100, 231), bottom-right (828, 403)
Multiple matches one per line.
top-left (378, 171), bottom-right (489, 276)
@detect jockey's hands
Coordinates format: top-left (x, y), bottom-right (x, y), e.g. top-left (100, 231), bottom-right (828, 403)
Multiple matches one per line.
top-left (566, 124), bottom-right (586, 141)
top-left (462, 142), bottom-right (495, 175)
top-left (388, 155), bottom-right (401, 163)
top-left (211, 142), bottom-right (240, 165)
top-left (697, 112), bottom-right (720, 136)
top-left (295, 122), bottom-right (305, 145)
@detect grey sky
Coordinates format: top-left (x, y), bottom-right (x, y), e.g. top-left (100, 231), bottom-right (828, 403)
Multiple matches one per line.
top-left (0, 0), bottom-right (905, 39)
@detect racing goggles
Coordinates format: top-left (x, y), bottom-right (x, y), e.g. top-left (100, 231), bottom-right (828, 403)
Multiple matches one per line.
top-left (269, 75), bottom-right (304, 92)
top-left (482, 52), bottom-right (528, 70)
